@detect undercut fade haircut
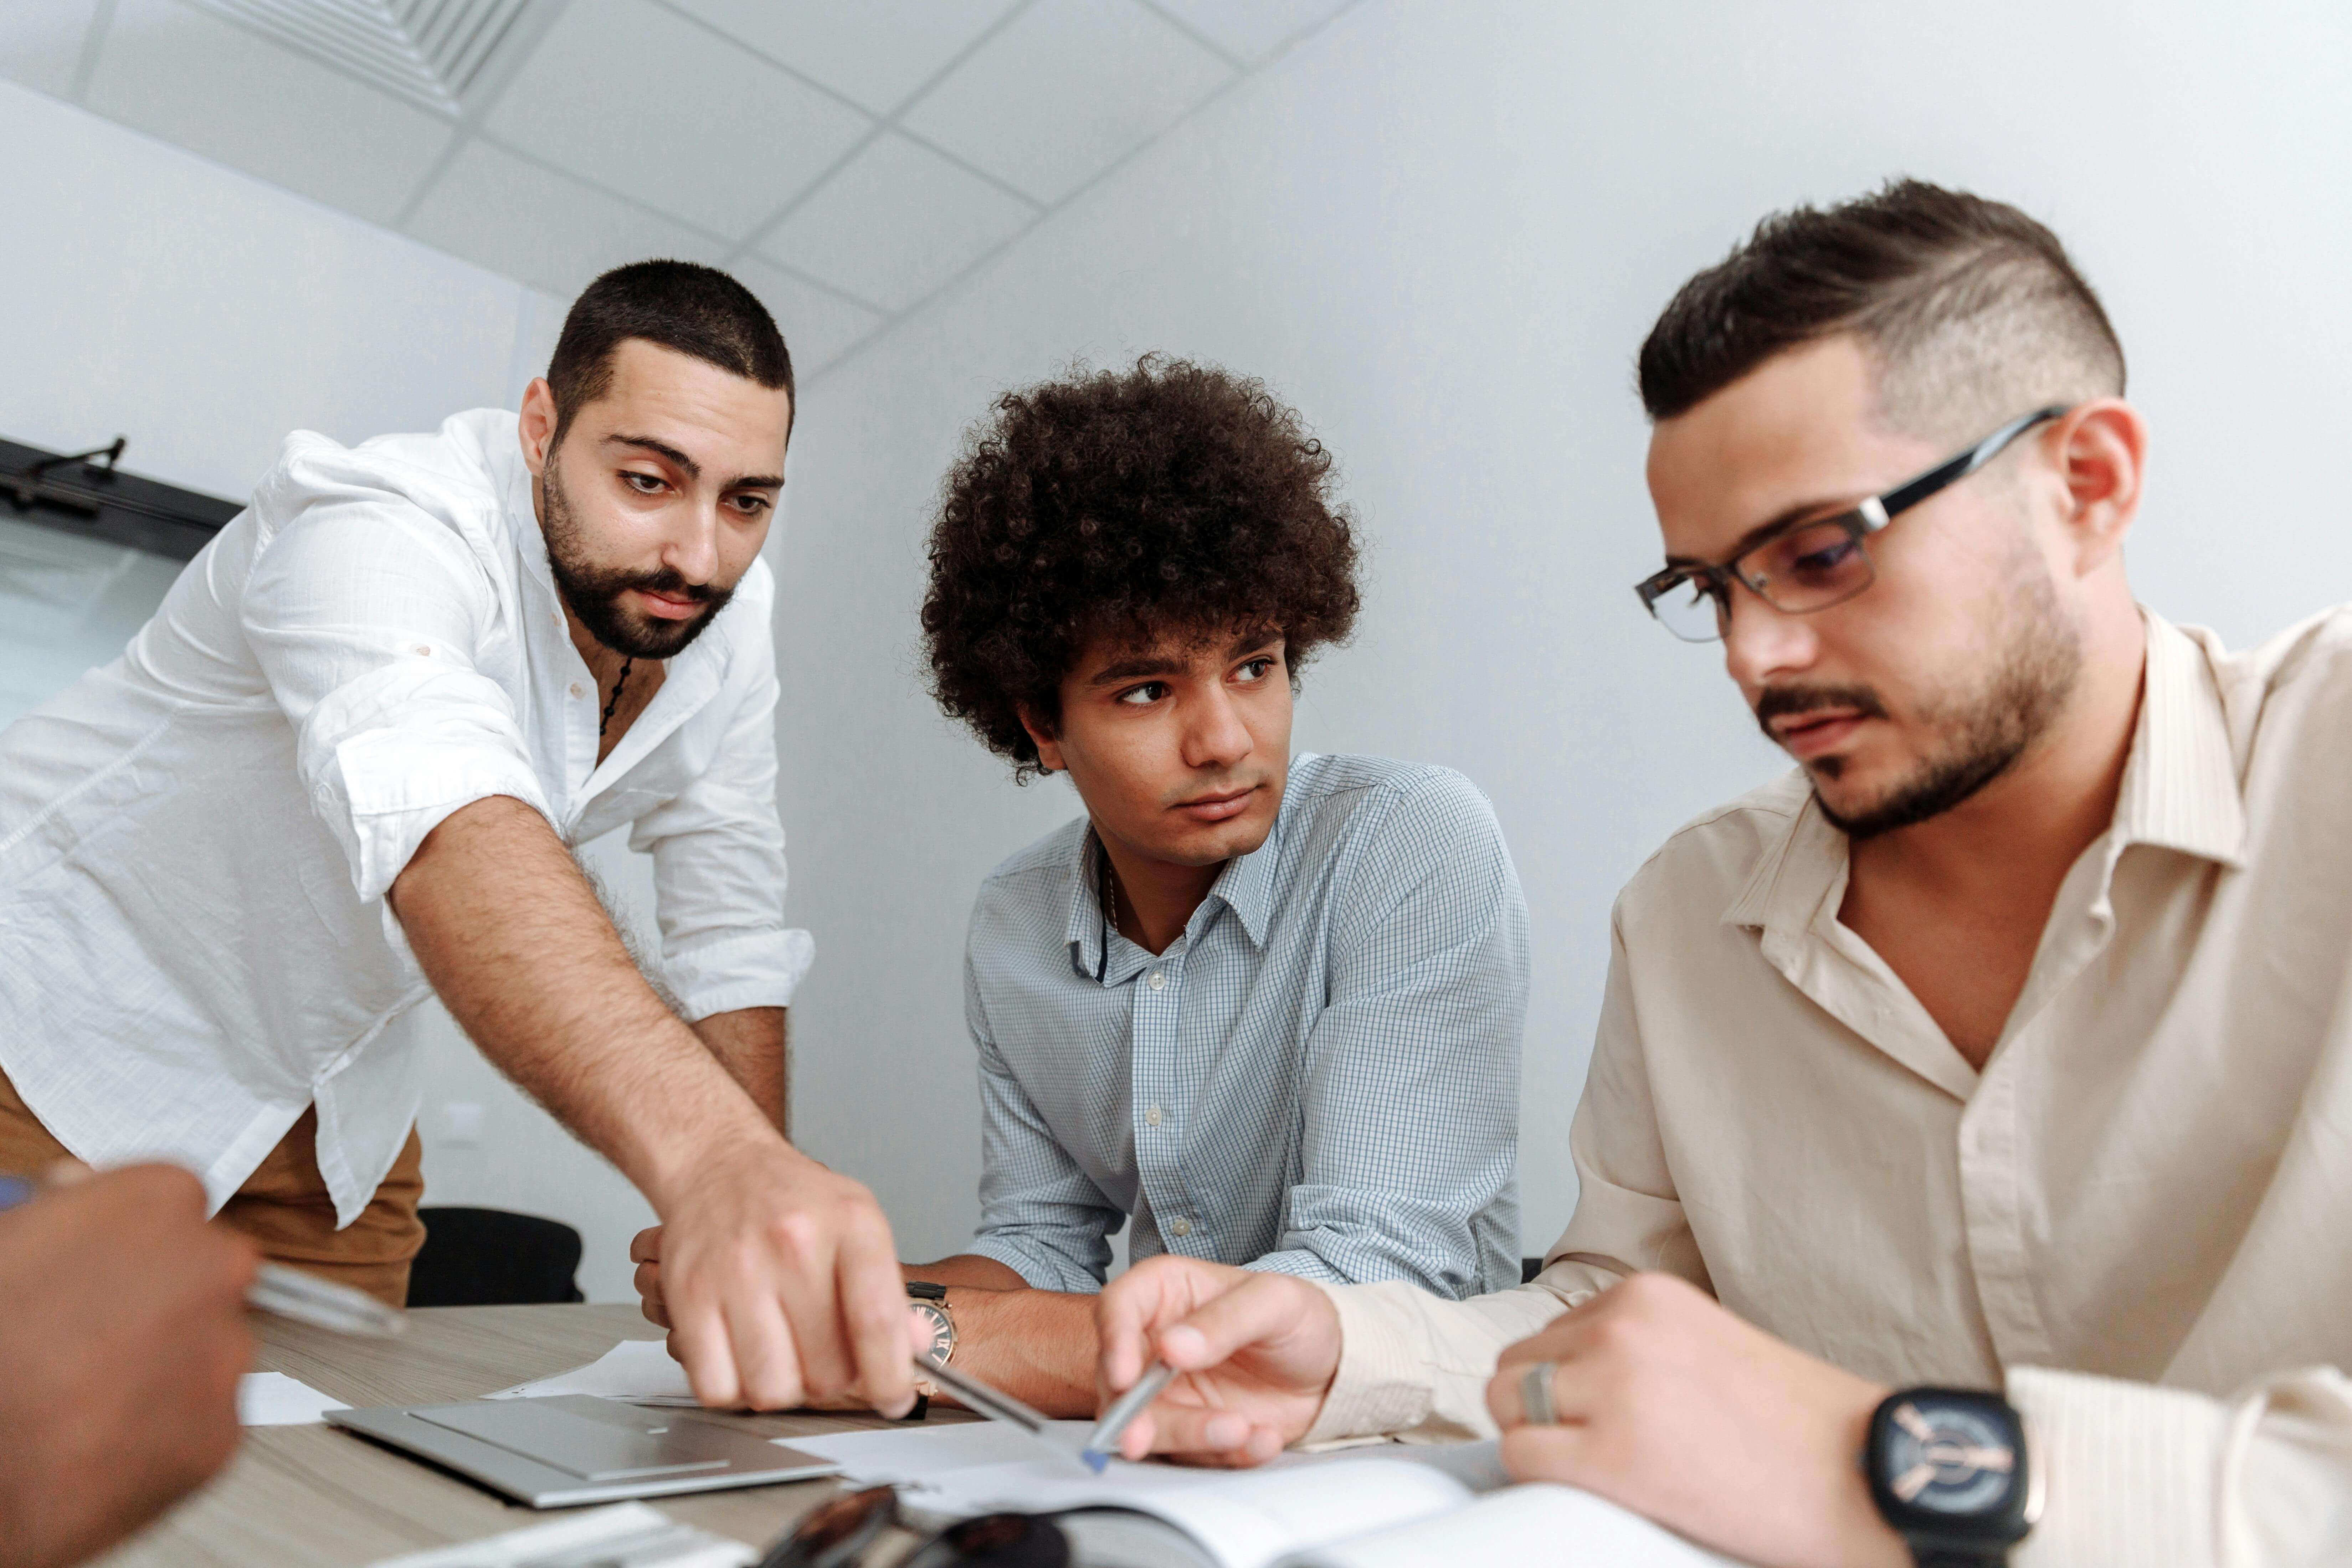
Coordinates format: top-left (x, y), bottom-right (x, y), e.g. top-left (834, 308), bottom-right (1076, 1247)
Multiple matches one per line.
top-left (546, 260), bottom-right (794, 445)
top-left (1638, 179), bottom-right (2124, 440)
top-left (921, 355), bottom-right (1361, 781)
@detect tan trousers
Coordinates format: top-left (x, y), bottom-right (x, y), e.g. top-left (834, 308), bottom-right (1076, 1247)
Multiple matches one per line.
top-left (0, 1065), bottom-right (426, 1307)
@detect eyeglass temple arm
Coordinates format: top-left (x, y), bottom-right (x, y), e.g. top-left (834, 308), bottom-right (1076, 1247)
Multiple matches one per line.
top-left (1872, 404), bottom-right (2070, 524)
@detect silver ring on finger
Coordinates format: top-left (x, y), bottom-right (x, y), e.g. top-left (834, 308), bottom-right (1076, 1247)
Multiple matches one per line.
top-left (1519, 1361), bottom-right (1561, 1427)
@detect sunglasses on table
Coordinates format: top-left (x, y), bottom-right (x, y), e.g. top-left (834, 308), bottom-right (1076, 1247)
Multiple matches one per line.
top-left (1633, 404), bottom-right (2070, 643)
top-left (757, 1484), bottom-right (1069, 1568)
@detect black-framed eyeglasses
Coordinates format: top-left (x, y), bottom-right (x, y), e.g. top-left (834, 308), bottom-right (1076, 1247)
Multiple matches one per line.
top-left (757, 1485), bottom-right (1070, 1568)
top-left (1633, 404), bottom-right (2069, 643)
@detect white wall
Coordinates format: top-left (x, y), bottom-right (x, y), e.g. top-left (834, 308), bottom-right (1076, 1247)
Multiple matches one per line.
top-left (0, 79), bottom-right (670, 1301)
top-left (771, 0), bottom-right (2352, 1265)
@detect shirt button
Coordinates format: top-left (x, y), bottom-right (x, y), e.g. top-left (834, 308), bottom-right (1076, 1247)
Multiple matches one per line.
top-left (1169, 1217), bottom-right (1192, 1238)
top-left (569, 682), bottom-right (587, 699)
top-left (1145, 1105), bottom-right (1163, 1127)
top-left (1148, 970), bottom-right (1166, 991)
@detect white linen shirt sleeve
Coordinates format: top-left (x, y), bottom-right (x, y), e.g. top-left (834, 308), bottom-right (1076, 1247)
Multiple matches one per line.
top-left (240, 471), bottom-right (552, 932)
top-left (623, 625), bottom-right (810, 1019)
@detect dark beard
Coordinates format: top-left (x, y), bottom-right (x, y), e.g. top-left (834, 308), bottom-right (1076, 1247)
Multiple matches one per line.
top-left (1757, 567), bottom-right (2084, 843)
top-left (539, 461), bottom-right (732, 660)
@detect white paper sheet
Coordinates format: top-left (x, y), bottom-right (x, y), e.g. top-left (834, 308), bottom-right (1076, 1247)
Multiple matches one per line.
top-left (487, 1338), bottom-right (699, 1405)
top-left (237, 1371), bottom-right (349, 1426)
top-left (1282, 1483), bottom-right (1736, 1567)
top-left (367, 1501), bottom-right (753, 1568)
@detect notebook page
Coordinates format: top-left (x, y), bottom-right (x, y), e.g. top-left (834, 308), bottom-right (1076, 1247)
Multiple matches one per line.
top-left (1281, 1482), bottom-right (1738, 1568)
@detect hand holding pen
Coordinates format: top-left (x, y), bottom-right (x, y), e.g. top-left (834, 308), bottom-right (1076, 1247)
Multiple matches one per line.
top-left (0, 1167), bottom-right (405, 1338)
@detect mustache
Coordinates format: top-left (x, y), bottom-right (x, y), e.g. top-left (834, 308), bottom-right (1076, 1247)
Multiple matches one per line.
top-left (1753, 683), bottom-right (1890, 738)
top-left (613, 567), bottom-right (723, 604)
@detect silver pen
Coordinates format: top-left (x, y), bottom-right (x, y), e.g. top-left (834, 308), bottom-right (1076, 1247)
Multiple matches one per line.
top-left (917, 1352), bottom-right (1092, 1470)
top-left (247, 1262), bottom-right (407, 1337)
top-left (1080, 1359), bottom-right (1177, 1472)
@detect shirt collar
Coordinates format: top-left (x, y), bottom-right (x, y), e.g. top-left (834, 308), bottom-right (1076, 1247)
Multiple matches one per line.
top-left (1724, 607), bottom-right (2249, 945)
top-left (1061, 766), bottom-right (1294, 982)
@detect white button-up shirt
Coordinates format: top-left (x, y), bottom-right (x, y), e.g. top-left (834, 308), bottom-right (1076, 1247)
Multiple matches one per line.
top-left (1307, 608), bottom-right (2352, 1566)
top-left (0, 409), bottom-right (811, 1225)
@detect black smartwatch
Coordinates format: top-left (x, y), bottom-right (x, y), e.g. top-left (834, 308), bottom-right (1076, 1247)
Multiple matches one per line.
top-left (1862, 1388), bottom-right (2040, 1567)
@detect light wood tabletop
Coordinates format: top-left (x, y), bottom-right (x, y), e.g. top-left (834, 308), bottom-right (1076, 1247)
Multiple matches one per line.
top-left (92, 1302), bottom-right (974, 1567)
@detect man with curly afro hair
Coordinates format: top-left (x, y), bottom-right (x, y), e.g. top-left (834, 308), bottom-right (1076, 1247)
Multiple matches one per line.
top-left (889, 356), bottom-right (1530, 1414)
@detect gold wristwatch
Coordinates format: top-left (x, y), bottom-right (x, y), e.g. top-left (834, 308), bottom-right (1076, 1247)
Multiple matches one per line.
top-left (907, 1281), bottom-right (954, 1399)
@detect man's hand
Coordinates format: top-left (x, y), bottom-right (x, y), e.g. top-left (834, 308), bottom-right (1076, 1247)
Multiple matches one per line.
top-left (1488, 1273), bottom-right (1904, 1568)
top-left (1094, 1255), bottom-right (1340, 1465)
top-left (0, 1165), bottom-right (258, 1568)
top-left (651, 1140), bottom-right (913, 1413)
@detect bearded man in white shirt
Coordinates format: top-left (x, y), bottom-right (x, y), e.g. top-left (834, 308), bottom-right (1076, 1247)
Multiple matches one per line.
top-left (0, 261), bottom-right (915, 1418)
top-left (1088, 182), bottom-right (2352, 1567)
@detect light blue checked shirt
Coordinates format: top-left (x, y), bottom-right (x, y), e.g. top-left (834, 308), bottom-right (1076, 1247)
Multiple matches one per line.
top-left (962, 752), bottom-right (1527, 1298)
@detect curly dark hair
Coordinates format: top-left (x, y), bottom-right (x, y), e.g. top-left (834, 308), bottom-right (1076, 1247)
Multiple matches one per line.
top-left (922, 356), bottom-right (1360, 780)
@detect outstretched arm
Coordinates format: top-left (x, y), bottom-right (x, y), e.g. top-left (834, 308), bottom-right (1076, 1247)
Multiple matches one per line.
top-left (392, 795), bottom-right (911, 1417)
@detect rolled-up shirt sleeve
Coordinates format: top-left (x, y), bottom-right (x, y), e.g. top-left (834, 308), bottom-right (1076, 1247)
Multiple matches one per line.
top-left (240, 479), bottom-right (552, 925)
top-left (967, 954), bottom-right (1126, 1292)
top-left (625, 630), bottom-right (811, 1019)
top-left (1247, 770), bottom-right (1529, 1295)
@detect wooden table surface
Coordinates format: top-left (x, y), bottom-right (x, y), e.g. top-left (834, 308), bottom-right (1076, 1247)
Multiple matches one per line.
top-left (93, 1303), bottom-right (972, 1567)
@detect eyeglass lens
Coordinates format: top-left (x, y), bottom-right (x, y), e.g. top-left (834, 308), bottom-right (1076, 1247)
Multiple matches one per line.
top-left (1651, 516), bottom-right (1876, 642)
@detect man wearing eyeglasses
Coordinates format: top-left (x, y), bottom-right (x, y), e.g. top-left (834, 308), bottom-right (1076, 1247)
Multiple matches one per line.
top-left (1090, 181), bottom-right (2352, 1568)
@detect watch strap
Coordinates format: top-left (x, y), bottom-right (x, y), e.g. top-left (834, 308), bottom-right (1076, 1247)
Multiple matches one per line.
top-left (1915, 1552), bottom-right (2007, 1568)
top-left (907, 1280), bottom-right (947, 1301)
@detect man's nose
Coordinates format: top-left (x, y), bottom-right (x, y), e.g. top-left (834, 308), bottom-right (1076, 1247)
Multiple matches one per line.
top-left (1181, 687), bottom-right (1253, 771)
top-left (662, 507), bottom-right (722, 585)
top-left (1720, 588), bottom-right (1819, 693)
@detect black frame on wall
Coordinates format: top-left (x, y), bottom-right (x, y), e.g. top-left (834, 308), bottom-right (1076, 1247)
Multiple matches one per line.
top-left (2, 436), bottom-right (240, 562)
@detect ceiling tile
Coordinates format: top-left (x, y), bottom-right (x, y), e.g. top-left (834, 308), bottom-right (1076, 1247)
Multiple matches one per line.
top-left (730, 259), bottom-right (885, 378)
top-left (1145, 0), bottom-right (1353, 63)
top-left (484, 0), bottom-right (871, 243)
top-left (83, 0), bottom-right (454, 224)
top-left (902, 0), bottom-right (1233, 204)
top-left (757, 133), bottom-right (1034, 312)
top-left (0, 0), bottom-right (100, 98)
top-left (664, 0), bottom-right (1020, 115)
top-left (405, 140), bottom-right (728, 300)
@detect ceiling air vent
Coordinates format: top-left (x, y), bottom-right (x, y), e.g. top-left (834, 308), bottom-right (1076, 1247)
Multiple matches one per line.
top-left (186, 0), bottom-right (536, 117)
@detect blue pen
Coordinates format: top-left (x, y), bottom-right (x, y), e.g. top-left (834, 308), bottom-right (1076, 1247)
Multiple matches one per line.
top-left (1081, 1359), bottom-right (1179, 1472)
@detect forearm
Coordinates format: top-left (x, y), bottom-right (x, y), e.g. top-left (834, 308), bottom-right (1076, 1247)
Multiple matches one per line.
top-left (390, 796), bottom-right (779, 1206)
top-left (906, 1254), bottom-right (1030, 1290)
top-left (1305, 1278), bottom-right (1575, 1444)
top-left (692, 1008), bottom-right (787, 1133)
top-left (940, 1284), bottom-right (1100, 1417)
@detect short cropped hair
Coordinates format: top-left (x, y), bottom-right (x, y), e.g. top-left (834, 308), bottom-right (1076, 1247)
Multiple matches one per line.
top-left (921, 356), bottom-right (1360, 780)
top-left (1638, 180), bottom-right (2124, 439)
top-left (546, 260), bottom-right (794, 444)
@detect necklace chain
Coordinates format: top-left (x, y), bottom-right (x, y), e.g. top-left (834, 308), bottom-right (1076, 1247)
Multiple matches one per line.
top-left (598, 657), bottom-right (634, 740)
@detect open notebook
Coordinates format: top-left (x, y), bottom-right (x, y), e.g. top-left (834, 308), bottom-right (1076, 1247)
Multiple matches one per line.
top-left (787, 1421), bottom-right (1734, 1568)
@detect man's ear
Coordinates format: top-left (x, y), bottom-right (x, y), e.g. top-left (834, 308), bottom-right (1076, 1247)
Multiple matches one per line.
top-left (2052, 398), bottom-right (2146, 577)
top-left (1018, 705), bottom-right (1064, 774)
top-left (518, 378), bottom-right (559, 478)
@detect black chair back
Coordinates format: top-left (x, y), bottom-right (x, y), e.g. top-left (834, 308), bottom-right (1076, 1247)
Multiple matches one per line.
top-left (407, 1206), bottom-right (586, 1307)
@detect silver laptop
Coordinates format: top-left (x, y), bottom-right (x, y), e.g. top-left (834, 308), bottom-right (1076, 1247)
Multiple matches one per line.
top-left (328, 1394), bottom-right (841, 1508)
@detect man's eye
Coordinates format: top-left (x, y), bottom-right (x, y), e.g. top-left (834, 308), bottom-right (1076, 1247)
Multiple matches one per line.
top-left (1116, 682), bottom-right (1167, 706)
top-left (1235, 657), bottom-right (1276, 683)
top-left (622, 472), bottom-right (665, 494)
top-left (729, 494), bottom-right (771, 517)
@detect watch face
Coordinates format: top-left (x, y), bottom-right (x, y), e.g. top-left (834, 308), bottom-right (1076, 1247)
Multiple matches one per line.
top-left (1880, 1396), bottom-right (2019, 1517)
top-left (912, 1300), bottom-right (954, 1367)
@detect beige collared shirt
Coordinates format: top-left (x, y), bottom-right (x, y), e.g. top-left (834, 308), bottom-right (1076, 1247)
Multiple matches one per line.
top-left (1309, 608), bottom-right (2352, 1567)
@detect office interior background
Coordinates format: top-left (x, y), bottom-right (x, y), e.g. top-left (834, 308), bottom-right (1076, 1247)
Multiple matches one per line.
top-left (4, 0), bottom-right (2347, 1300)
